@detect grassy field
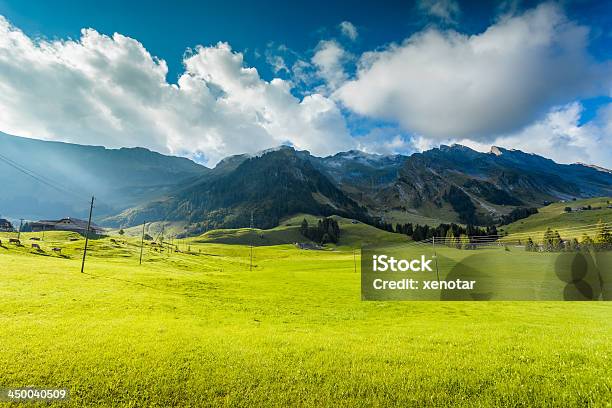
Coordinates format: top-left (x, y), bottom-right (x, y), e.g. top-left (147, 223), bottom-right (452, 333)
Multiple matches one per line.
top-left (377, 209), bottom-right (451, 227)
top-left (192, 214), bottom-right (409, 248)
top-left (501, 197), bottom-right (612, 241)
top-left (0, 225), bottom-right (611, 406)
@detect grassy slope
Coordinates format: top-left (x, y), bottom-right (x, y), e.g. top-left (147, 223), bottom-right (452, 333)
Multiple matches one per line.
top-left (377, 209), bottom-right (450, 227)
top-left (0, 230), bottom-right (611, 406)
top-left (500, 197), bottom-right (612, 240)
top-left (196, 214), bottom-right (409, 248)
top-left (114, 220), bottom-right (189, 239)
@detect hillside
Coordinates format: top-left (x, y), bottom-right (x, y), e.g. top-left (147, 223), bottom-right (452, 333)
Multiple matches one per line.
top-left (368, 145), bottom-right (612, 226)
top-left (110, 144), bottom-right (612, 232)
top-left (0, 132), bottom-right (209, 220)
top-left (109, 147), bottom-right (370, 230)
top-left (500, 197), bottom-right (612, 240)
top-left (195, 214), bottom-right (407, 247)
top-left (3, 132), bottom-right (610, 232)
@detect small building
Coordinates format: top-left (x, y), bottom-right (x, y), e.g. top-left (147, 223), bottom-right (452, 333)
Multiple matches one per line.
top-left (30, 217), bottom-right (104, 235)
top-left (0, 218), bottom-right (14, 232)
top-left (294, 242), bottom-right (323, 250)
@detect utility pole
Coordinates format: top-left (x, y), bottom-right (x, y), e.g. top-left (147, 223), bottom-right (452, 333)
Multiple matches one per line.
top-left (81, 196), bottom-right (94, 274)
top-left (432, 236), bottom-right (440, 282)
top-left (17, 218), bottom-right (23, 241)
top-left (353, 248), bottom-right (357, 273)
top-left (160, 224), bottom-right (165, 254)
top-left (139, 221), bottom-right (146, 265)
top-left (250, 210), bottom-right (254, 272)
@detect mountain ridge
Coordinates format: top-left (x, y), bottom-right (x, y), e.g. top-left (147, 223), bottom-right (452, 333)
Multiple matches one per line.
top-left (0, 132), bottom-right (209, 219)
top-left (0, 132), bottom-right (610, 230)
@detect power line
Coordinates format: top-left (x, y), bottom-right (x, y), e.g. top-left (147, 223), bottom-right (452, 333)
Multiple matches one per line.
top-left (0, 152), bottom-right (89, 204)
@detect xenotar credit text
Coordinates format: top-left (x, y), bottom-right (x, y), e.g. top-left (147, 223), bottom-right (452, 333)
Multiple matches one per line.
top-left (369, 254), bottom-right (475, 291)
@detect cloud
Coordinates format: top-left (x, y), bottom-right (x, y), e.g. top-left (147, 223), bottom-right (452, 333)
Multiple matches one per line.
top-left (339, 21), bottom-right (358, 41)
top-left (266, 54), bottom-right (288, 74)
top-left (311, 40), bottom-right (349, 92)
top-left (0, 16), bottom-right (355, 166)
top-left (352, 127), bottom-right (414, 155)
top-left (458, 102), bottom-right (612, 168)
top-left (418, 0), bottom-right (460, 24)
top-left (335, 3), bottom-right (611, 143)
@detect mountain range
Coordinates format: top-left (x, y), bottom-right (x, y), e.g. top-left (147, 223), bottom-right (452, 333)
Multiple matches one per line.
top-left (0, 131), bottom-right (207, 219)
top-left (0, 132), bottom-right (610, 230)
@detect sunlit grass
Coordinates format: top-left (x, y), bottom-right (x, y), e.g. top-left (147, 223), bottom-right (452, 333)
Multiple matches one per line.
top-left (0, 229), bottom-right (610, 406)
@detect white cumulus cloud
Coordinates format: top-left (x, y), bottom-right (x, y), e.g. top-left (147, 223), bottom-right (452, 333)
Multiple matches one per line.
top-left (335, 3), bottom-right (611, 143)
top-left (339, 21), bottom-right (358, 41)
top-left (418, 0), bottom-right (461, 24)
top-left (459, 102), bottom-right (612, 168)
top-left (311, 40), bottom-right (350, 92)
top-left (0, 16), bottom-right (355, 166)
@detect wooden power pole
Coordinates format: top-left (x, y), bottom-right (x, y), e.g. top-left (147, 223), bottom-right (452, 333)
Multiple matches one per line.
top-left (139, 221), bottom-right (146, 265)
top-left (249, 210), bottom-right (254, 272)
top-left (17, 218), bottom-right (23, 240)
top-left (81, 196), bottom-right (94, 274)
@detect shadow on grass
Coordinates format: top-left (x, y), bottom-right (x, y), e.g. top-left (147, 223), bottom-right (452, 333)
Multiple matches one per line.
top-left (81, 271), bottom-right (202, 297)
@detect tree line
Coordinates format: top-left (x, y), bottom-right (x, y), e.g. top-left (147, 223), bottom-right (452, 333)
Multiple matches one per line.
top-left (499, 207), bottom-right (538, 225)
top-left (300, 217), bottom-right (340, 244)
top-left (525, 220), bottom-right (612, 252)
top-left (374, 219), bottom-right (497, 242)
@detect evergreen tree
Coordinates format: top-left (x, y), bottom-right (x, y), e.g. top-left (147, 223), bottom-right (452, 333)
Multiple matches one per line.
top-left (445, 229), bottom-right (455, 248)
top-left (543, 227), bottom-right (554, 251)
top-left (525, 237), bottom-right (535, 252)
top-left (405, 223), bottom-right (413, 236)
top-left (460, 234), bottom-right (470, 250)
top-left (569, 238), bottom-right (579, 251)
top-left (581, 233), bottom-right (594, 249)
top-left (486, 225), bottom-right (498, 236)
top-left (300, 218), bottom-right (308, 235)
top-left (551, 230), bottom-right (563, 251)
top-left (595, 219), bottom-right (612, 245)
top-left (299, 217), bottom-right (340, 244)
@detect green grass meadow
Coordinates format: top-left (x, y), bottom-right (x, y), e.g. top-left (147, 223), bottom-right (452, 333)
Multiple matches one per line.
top-left (0, 223), bottom-right (611, 406)
top-left (501, 197), bottom-right (612, 240)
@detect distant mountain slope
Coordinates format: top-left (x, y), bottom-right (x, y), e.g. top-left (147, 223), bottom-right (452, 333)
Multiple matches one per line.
top-left (0, 132), bottom-right (209, 220)
top-left (2, 131), bottom-right (610, 231)
top-left (308, 150), bottom-right (407, 211)
top-left (311, 150), bottom-right (407, 185)
top-left (499, 197), bottom-right (612, 239)
top-left (109, 146), bottom-right (369, 231)
top-left (370, 145), bottom-right (612, 225)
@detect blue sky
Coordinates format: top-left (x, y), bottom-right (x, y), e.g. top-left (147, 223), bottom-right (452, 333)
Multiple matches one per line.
top-left (0, 0), bottom-right (611, 167)
top-left (0, 0), bottom-right (507, 81)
